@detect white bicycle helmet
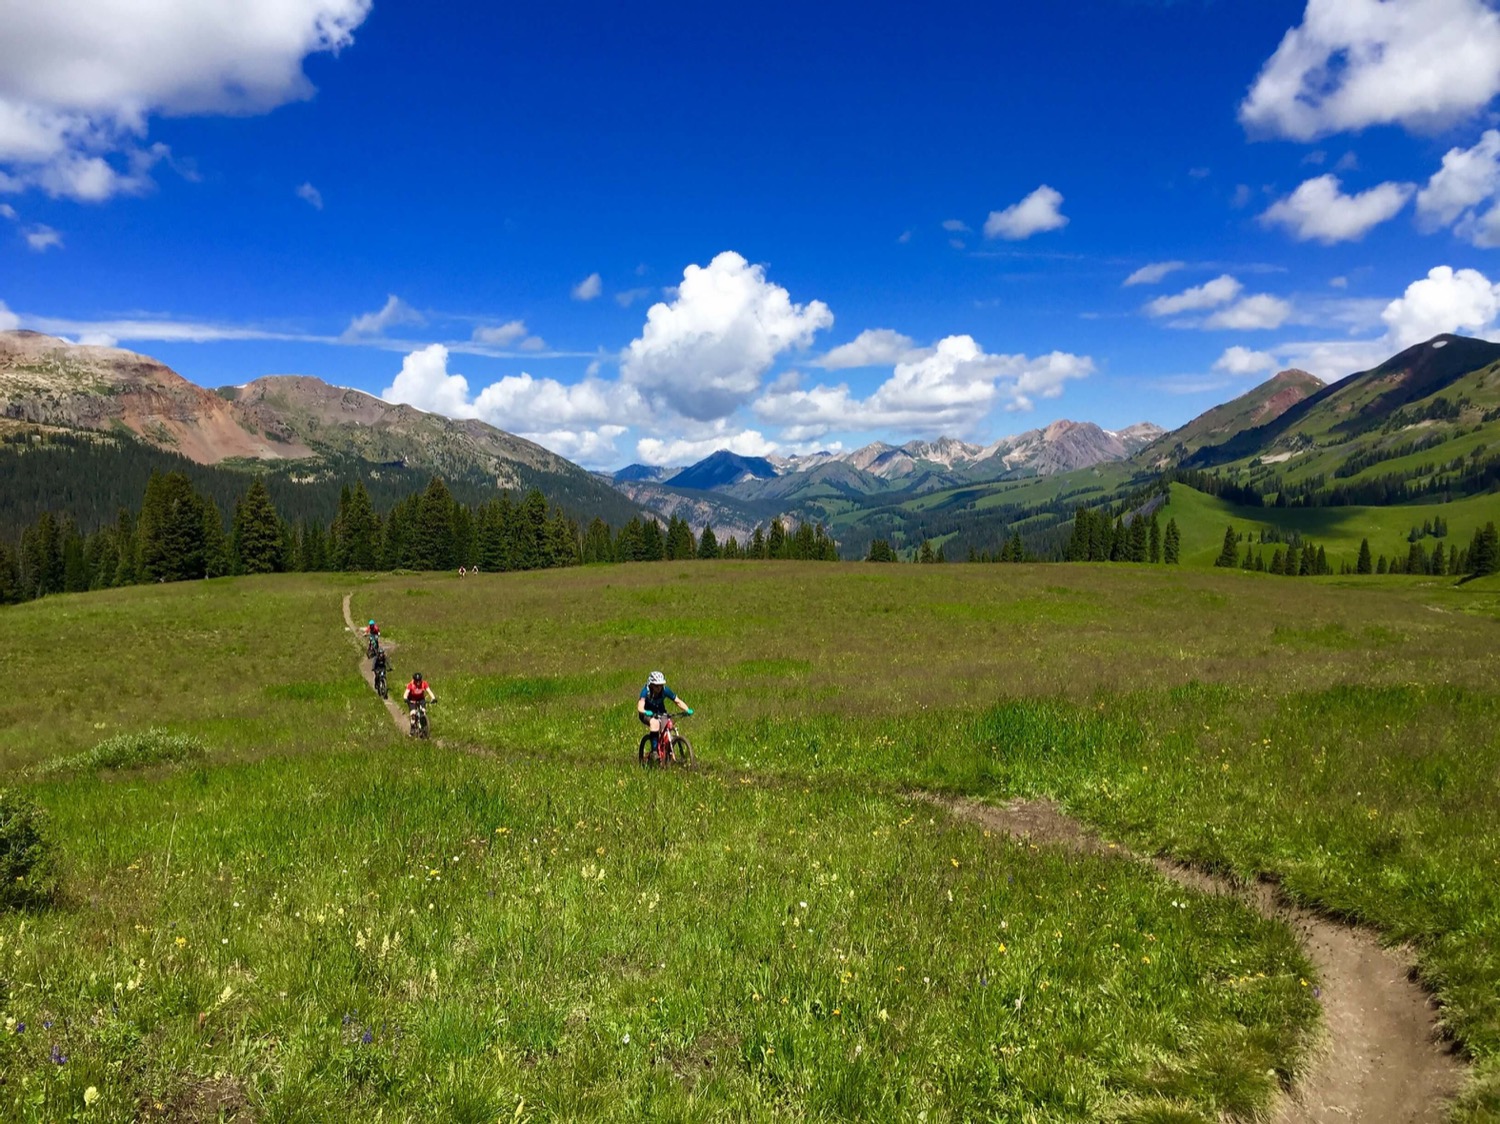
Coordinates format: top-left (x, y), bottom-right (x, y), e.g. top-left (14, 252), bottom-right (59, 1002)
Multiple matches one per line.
top-left (648, 671), bottom-right (666, 686)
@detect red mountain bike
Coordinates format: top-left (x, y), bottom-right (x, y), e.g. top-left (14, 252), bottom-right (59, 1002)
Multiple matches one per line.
top-left (638, 713), bottom-right (694, 767)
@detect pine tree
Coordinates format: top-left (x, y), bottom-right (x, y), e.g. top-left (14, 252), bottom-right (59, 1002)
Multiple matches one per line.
top-left (1129, 516), bottom-right (1148, 562)
top-left (1431, 541), bottom-right (1446, 576)
top-left (202, 498), bottom-right (231, 577)
top-left (0, 541), bottom-right (20, 604)
top-left (232, 478), bottom-right (284, 574)
top-left (665, 516), bottom-right (697, 560)
top-left (138, 472), bottom-right (208, 582)
top-left (1164, 518), bottom-right (1181, 565)
top-left (768, 519), bottom-right (787, 559)
top-left (722, 536), bottom-right (741, 559)
top-left (1469, 522), bottom-right (1500, 576)
top-left (1407, 541), bottom-right (1427, 576)
top-left (866, 539), bottom-right (896, 562)
top-left (918, 540), bottom-right (935, 564)
top-left (639, 518), bottom-right (665, 562)
top-left (1149, 514), bottom-right (1162, 563)
top-left (750, 525), bottom-right (766, 559)
top-left (1377, 555), bottom-right (1389, 574)
top-left (698, 523), bottom-right (720, 559)
top-left (334, 482), bottom-right (381, 570)
top-left (60, 520), bottom-right (87, 593)
top-left (1357, 538), bottom-right (1373, 574)
top-left (583, 517), bottom-right (614, 563)
top-left (1300, 542), bottom-right (1317, 578)
top-left (1214, 525), bottom-right (1239, 568)
top-left (1315, 545), bottom-right (1329, 576)
top-left (614, 517), bottom-right (643, 562)
top-left (410, 477), bottom-right (457, 570)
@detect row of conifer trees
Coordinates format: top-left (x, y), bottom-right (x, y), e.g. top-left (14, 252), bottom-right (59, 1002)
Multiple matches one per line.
top-left (1211, 522), bottom-right (1500, 578)
top-left (0, 471), bottom-right (841, 605)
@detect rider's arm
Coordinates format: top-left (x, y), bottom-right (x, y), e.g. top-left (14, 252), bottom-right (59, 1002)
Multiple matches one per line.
top-left (425, 687), bottom-right (436, 702)
top-left (637, 696), bottom-right (648, 714)
top-left (674, 696), bottom-right (690, 711)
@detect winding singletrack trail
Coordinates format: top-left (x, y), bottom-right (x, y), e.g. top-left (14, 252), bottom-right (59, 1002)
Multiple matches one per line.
top-left (339, 594), bottom-right (1464, 1121)
top-left (928, 795), bottom-right (1464, 1124)
top-left (343, 594), bottom-right (409, 733)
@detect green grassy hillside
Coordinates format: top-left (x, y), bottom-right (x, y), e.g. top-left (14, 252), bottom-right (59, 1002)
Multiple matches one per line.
top-left (3, 566), bottom-right (1499, 1119)
top-left (1163, 482), bottom-right (1500, 569)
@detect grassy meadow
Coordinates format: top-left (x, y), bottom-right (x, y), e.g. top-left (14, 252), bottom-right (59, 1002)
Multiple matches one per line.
top-left (1161, 482), bottom-right (1500, 570)
top-left (3, 563), bottom-right (1500, 1120)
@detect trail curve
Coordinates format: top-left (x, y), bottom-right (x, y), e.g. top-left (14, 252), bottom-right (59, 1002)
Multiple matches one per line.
top-left (927, 795), bottom-right (1464, 1124)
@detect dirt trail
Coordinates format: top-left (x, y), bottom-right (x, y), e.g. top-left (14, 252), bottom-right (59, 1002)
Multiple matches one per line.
top-left (342, 594), bottom-right (410, 733)
top-left (336, 593), bottom-right (1463, 1121)
top-left (927, 795), bottom-right (1464, 1124)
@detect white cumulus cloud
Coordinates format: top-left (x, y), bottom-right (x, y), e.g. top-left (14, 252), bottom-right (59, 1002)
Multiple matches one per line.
top-left (1241, 0), bottom-right (1500, 140)
top-left (1260, 175), bottom-right (1413, 244)
top-left (471, 320), bottom-right (528, 346)
top-left (621, 250), bottom-right (833, 422)
top-left (1146, 275), bottom-right (1243, 316)
top-left (571, 272), bottom-right (602, 301)
top-left (1123, 261), bottom-right (1186, 287)
top-left (815, 328), bottom-right (927, 370)
top-left (1213, 346), bottom-right (1279, 376)
top-left (1381, 265), bottom-right (1500, 348)
top-left (636, 425), bottom-right (780, 466)
top-left (295, 181), bottom-right (322, 209)
top-left (344, 294), bottom-right (424, 339)
top-left (1417, 129), bottom-right (1500, 246)
top-left (754, 335), bottom-right (1094, 438)
top-left (1205, 295), bottom-right (1294, 331)
top-left (0, 299), bottom-right (19, 331)
top-left (23, 223), bottom-right (61, 251)
top-left (0, 0), bottom-right (371, 201)
top-left (379, 344), bottom-right (638, 464)
top-left (984, 185), bottom-right (1068, 240)
top-left (382, 344), bottom-right (477, 419)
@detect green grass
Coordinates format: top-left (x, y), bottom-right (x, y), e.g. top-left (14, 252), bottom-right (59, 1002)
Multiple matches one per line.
top-left (1164, 482), bottom-right (1500, 569)
top-left (4, 563), bottom-right (1500, 1119)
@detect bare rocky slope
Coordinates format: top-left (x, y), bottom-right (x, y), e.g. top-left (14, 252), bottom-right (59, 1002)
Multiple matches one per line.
top-left (0, 331), bottom-right (644, 523)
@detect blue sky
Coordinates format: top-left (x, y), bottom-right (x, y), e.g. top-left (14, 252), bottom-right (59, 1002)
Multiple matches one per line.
top-left (7, 0), bottom-right (1500, 467)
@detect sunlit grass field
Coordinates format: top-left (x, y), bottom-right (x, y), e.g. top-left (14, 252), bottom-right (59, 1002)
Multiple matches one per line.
top-left (3, 563), bottom-right (1500, 1120)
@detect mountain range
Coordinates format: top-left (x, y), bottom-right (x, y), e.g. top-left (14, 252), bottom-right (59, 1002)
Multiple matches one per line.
top-left (0, 329), bottom-right (642, 525)
top-left (6, 326), bottom-right (1498, 559)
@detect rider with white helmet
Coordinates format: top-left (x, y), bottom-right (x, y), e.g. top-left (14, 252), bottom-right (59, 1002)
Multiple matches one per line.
top-left (638, 670), bottom-right (691, 745)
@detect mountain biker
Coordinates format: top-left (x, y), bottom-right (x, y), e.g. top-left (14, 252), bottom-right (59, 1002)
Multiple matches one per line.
top-left (638, 671), bottom-right (691, 754)
top-left (363, 619), bottom-right (381, 654)
top-left (404, 672), bottom-right (433, 707)
top-left (372, 647), bottom-right (391, 678)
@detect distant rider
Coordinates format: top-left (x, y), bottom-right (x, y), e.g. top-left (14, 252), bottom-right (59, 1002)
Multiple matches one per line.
top-left (372, 646), bottom-right (391, 678)
top-left (638, 671), bottom-right (692, 754)
top-left (363, 619), bottom-right (381, 655)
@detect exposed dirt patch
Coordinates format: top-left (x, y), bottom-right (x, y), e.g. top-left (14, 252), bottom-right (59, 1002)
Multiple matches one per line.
top-left (924, 794), bottom-right (1464, 1124)
top-left (139, 1074), bottom-right (253, 1122)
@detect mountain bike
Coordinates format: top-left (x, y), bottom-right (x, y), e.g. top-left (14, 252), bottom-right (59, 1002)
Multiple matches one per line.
top-left (638, 713), bottom-right (693, 767)
top-left (408, 700), bottom-right (430, 739)
top-left (367, 634), bottom-right (381, 660)
top-left (374, 662), bottom-right (389, 700)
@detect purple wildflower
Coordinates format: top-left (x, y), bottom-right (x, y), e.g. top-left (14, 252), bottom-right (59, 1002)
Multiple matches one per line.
top-left (50, 1044), bottom-right (67, 1065)
top-left (42, 1019), bottom-right (53, 1030)
top-left (1312, 986), bottom-right (1322, 999)
top-left (361, 1028), bottom-right (374, 1045)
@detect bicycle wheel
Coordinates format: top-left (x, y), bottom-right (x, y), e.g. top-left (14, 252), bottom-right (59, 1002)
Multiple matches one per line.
top-left (672, 735), bottom-right (693, 767)
top-left (638, 733), bottom-right (652, 764)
